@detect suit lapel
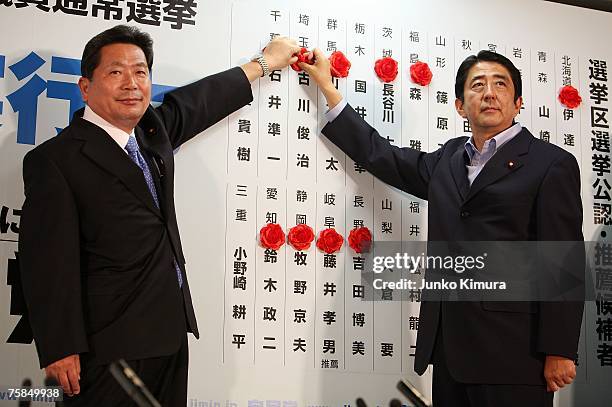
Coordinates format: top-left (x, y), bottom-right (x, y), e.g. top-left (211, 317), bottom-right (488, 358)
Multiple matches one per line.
top-left (463, 129), bottom-right (533, 204)
top-left (135, 125), bottom-right (171, 216)
top-left (449, 143), bottom-right (471, 201)
top-left (73, 117), bottom-right (163, 218)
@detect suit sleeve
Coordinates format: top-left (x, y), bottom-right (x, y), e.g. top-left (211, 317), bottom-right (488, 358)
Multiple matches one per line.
top-left (322, 103), bottom-right (446, 200)
top-left (19, 149), bottom-right (88, 368)
top-left (535, 152), bottom-right (585, 360)
top-left (155, 66), bottom-right (254, 149)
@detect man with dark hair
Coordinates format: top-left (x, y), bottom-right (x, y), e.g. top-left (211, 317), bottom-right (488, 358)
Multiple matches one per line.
top-left (80, 25), bottom-right (155, 80)
top-left (299, 50), bottom-right (583, 406)
top-left (455, 50), bottom-right (523, 104)
top-left (18, 25), bottom-right (299, 406)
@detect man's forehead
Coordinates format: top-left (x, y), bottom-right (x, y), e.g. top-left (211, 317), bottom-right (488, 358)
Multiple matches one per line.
top-left (98, 43), bottom-right (147, 65)
top-left (467, 61), bottom-right (512, 79)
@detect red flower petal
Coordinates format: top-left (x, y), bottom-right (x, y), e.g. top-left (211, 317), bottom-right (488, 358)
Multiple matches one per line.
top-left (329, 51), bottom-right (351, 78)
top-left (260, 223), bottom-right (285, 250)
top-left (287, 224), bottom-right (315, 251)
top-left (316, 228), bottom-right (344, 254)
top-left (374, 57), bottom-right (398, 83)
top-left (348, 227), bottom-right (372, 253)
top-left (558, 85), bottom-right (582, 109)
top-left (410, 61), bottom-right (433, 86)
top-left (291, 48), bottom-right (312, 72)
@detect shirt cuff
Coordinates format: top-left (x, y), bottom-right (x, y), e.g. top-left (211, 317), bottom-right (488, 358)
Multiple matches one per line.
top-left (325, 98), bottom-right (347, 123)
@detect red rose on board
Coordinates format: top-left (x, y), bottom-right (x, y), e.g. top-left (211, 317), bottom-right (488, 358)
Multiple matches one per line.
top-left (291, 47), bottom-right (312, 72)
top-left (558, 85), bottom-right (582, 109)
top-left (329, 51), bottom-right (351, 78)
top-left (260, 223), bottom-right (285, 250)
top-left (410, 61), bottom-right (433, 86)
top-left (348, 227), bottom-right (372, 253)
top-left (374, 57), bottom-right (398, 82)
top-left (316, 228), bottom-right (344, 254)
top-left (287, 224), bottom-right (315, 251)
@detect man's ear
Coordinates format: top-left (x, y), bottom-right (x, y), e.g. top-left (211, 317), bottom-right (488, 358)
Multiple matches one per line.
top-left (78, 77), bottom-right (90, 103)
top-left (455, 98), bottom-right (467, 118)
top-left (514, 95), bottom-right (523, 114)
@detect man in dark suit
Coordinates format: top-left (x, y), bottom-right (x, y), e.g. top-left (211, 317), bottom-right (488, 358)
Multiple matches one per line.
top-left (18, 25), bottom-right (299, 406)
top-left (300, 50), bottom-right (584, 406)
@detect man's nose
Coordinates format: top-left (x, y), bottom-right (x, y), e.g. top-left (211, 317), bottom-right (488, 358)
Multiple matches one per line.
top-left (483, 82), bottom-right (497, 100)
top-left (122, 72), bottom-right (138, 89)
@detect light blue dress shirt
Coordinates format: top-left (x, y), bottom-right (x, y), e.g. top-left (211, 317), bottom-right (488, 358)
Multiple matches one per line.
top-left (464, 122), bottom-right (522, 185)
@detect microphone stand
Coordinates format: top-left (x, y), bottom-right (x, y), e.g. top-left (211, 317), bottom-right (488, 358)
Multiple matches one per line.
top-left (109, 359), bottom-right (161, 407)
top-left (396, 379), bottom-right (432, 407)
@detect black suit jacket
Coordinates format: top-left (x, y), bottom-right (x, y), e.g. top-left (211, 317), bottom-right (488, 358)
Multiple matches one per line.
top-left (322, 104), bottom-right (584, 385)
top-left (19, 67), bottom-right (253, 368)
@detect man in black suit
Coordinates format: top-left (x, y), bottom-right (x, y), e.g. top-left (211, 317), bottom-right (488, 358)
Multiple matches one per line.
top-left (18, 25), bottom-right (299, 406)
top-left (300, 50), bottom-right (583, 406)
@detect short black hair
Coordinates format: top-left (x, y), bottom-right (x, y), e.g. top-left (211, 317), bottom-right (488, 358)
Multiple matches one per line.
top-left (455, 50), bottom-right (522, 102)
top-left (81, 25), bottom-right (154, 79)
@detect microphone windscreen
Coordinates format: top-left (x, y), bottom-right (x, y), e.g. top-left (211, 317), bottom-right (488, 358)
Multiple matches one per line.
top-left (44, 376), bottom-right (59, 387)
top-left (356, 397), bottom-right (368, 407)
top-left (389, 398), bottom-right (403, 407)
top-left (18, 378), bottom-right (32, 407)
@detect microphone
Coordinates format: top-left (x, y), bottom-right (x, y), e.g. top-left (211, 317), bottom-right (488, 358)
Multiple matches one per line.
top-left (389, 398), bottom-right (403, 407)
top-left (396, 379), bottom-right (431, 407)
top-left (44, 376), bottom-right (63, 407)
top-left (109, 359), bottom-right (161, 407)
top-left (18, 378), bottom-right (31, 407)
top-left (356, 397), bottom-right (368, 407)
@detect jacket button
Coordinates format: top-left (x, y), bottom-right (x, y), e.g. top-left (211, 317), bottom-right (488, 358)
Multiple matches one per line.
top-left (460, 211), bottom-right (470, 218)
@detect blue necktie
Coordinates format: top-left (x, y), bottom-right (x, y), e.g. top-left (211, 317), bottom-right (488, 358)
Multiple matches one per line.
top-left (125, 136), bottom-right (183, 287)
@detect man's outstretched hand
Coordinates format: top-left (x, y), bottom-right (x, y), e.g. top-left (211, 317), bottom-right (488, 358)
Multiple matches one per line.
top-left (242, 36), bottom-right (300, 81)
top-left (299, 48), bottom-right (342, 110)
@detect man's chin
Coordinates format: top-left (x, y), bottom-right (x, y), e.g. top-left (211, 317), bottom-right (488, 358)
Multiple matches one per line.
top-left (117, 111), bottom-right (147, 126)
top-left (474, 120), bottom-right (503, 129)
top-left (118, 106), bottom-right (147, 118)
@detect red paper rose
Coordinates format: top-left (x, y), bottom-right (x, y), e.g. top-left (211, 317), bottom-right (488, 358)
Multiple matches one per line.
top-left (558, 85), bottom-right (582, 109)
top-left (287, 224), bottom-right (315, 251)
top-left (348, 227), bottom-right (372, 253)
top-left (410, 61), bottom-right (433, 86)
top-left (329, 51), bottom-right (351, 78)
top-left (316, 228), bottom-right (344, 254)
top-left (260, 223), bottom-right (285, 250)
top-left (374, 57), bottom-right (398, 83)
top-left (291, 48), bottom-right (313, 72)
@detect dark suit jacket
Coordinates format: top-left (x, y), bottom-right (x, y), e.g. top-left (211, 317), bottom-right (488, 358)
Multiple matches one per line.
top-left (19, 67), bottom-right (253, 368)
top-left (323, 104), bottom-right (584, 385)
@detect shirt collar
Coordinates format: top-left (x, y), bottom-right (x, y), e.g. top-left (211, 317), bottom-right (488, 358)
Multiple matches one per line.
top-left (82, 105), bottom-right (135, 151)
top-left (464, 122), bottom-right (522, 160)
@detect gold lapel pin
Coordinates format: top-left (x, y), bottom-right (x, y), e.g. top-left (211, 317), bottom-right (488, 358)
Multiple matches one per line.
top-left (507, 161), bottom-right (515, 169)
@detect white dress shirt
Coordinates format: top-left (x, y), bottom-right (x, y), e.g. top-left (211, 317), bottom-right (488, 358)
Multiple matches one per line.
top-left (82, 105), bottom-right (134, 153)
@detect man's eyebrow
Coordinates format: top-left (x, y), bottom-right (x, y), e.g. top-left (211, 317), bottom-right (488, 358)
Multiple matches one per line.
top-left (107, 61), bottom-right (148, 68)
top-left (469, 73), bottom-right (510, 82)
